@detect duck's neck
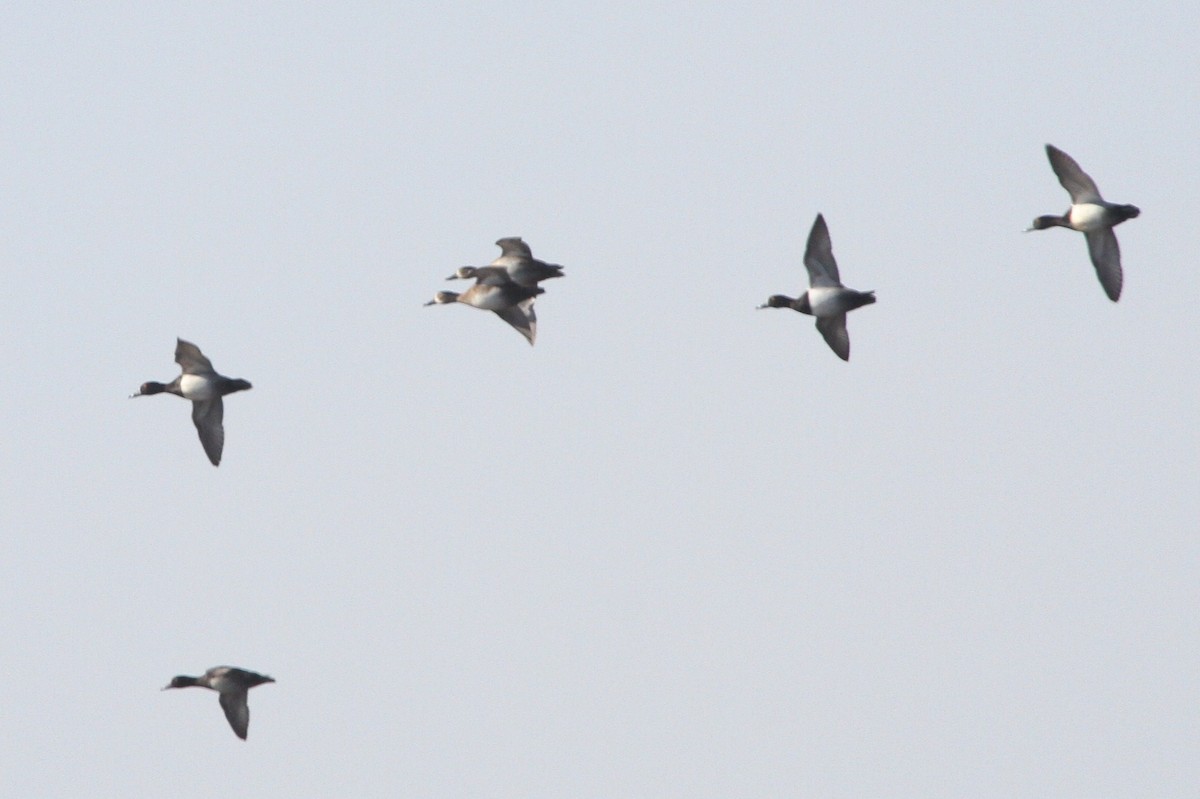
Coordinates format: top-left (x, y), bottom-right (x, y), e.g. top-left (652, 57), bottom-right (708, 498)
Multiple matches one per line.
top-left (1032, 214), bottom-right (1071, 230)
top-left (136, 380), bottom-right (183, 397)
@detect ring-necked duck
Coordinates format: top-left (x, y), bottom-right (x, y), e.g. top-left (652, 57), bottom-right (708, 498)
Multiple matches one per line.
top-left (132, 339), bottom-right (252, 466)
top-left (162, 666), bottom-right (274, 740)
top-left (758, 214), bottom-right (876, 361)
top-left (1027, 144), bottom-right (1139, 302)
top-left (446, 237), bottom-right (565, 287)
top-left (425, 283), bottom-right (544, 345)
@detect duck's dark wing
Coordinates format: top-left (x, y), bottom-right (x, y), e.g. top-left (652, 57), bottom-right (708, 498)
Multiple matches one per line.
top-left (493, 299), bottom-right (536, 345)
top-left (803, 214), bottom-right (842, 288)
top-left (218, 690), bottom-right (251, 740)
top-left (191, 398), bottom-right (225, 466)
top-left (175, 339), bottom-right (215, 375)
top-left (505, 260), bottom-right (564, 288)
top-left (1046, 144), bottom-right (1103, 204)
top-left (815, 314), bottom-right (850, 361)
top-left (470, 266), bottom-right (517, 286)
top-left (1084, 228), bottom-right (1123, 302)
top-left (495, 237), bottom-right (533, 258)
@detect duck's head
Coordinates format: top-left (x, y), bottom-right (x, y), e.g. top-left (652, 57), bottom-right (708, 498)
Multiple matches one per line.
top-left (1026, 215), bottom-right (1065, 231)
top-left (131, 381), bottom-right (167, 397)
top-left (162, 675), bottom-right (199, 690)
top-left (446, 267), bottom-right (476, 280)
top-left (757, 295), bottom-right (793, 309)
top-left (424, 291), bottom-right (460, 306)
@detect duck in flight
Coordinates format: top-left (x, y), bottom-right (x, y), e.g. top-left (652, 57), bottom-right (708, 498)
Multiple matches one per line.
top-left (1027, 144), bottom-right (1139, 302)
top-left (758, 214), bottom-right (876, 361)
top-left (131, 339), bottom-right (252, 466)
top-left (425, 282), bottom-right (543, 345)
top-left (446, 237), bottom-right (565, 288)
top-left (162, 666), bottom-right (274, 740)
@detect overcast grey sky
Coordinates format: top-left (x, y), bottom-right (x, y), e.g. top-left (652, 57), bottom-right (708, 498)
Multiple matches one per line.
top-left (1, 2), bottom-right (1197, 797)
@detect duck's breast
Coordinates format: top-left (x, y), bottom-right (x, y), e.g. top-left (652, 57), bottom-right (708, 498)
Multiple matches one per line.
top-left (806, 287), bottom-right (849, 317)
top-left (467, 288), bottom-right (521, 311)
top-left (178, 374), bottom-right (216, 400)
top-left (1068, 203), bottom-right (1107, 232)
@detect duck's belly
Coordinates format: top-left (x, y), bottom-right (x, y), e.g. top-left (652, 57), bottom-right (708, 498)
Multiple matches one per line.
top-left (178, 374), bottom-right (216, 400)
top-left (467, 289), bottom-right (517, 311)
top-left (807, 287), bottom-right (849, 317)
top-left (1069, 203), bottom-right (1106, 231)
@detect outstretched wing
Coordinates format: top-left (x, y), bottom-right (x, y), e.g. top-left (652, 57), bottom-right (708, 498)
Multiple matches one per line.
top-left (815, 314), bottom-right (850, 361)
top-left (1084, 228), bottom-right (1123, 302)
top-left (191, 398), bottom-right (225, 466)
top-left (1046, 145), bottom-right (1103, 204)
top-left (803, 214), bottom-right (842, 288)
top-left (174, 339), bottom-right (215, 375)
top-left (495, 237), bottom-right (533, 258)
top-left (493, 299), bottom-right (537, 345)
top-left (218, 691), bottom-right (251, 740)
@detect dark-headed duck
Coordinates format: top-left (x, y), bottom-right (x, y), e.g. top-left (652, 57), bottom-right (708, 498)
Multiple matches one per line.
top-left (1027, 144), bottom-right (1139, 302)
top-left (132, 339), bottom-right (251, 466)
top-left (163, 666), bottom-right (274, 740)
top-left (758, 214), bottom-right (876, 361)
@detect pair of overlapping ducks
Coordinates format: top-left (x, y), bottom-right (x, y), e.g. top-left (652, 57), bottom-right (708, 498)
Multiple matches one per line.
top-left (141, 144), bottom-right (1138, 739)
top-left (425, 235), bottom-right (566, 345)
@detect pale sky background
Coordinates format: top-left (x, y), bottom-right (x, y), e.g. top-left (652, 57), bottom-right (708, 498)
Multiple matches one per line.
top-left (1, 2), bottom-right (1197, 797)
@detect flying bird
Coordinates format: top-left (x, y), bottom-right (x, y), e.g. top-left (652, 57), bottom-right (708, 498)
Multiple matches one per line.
top-left (758, 214), bottom-right (876, 361)
top-left (425, 282), bottom-right (544, 345)
top-left (163, 666), bottom-right (274, 740)
top-left (132, 339), bottom-right (252, 466)
top-left (446, 237), bottom-right (565, 287)
top-left (1027, 143), bottom-right (1140, 302)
